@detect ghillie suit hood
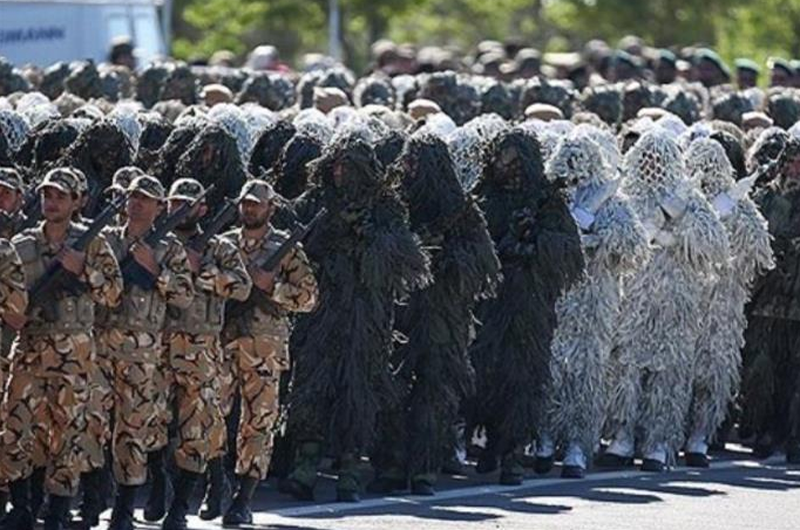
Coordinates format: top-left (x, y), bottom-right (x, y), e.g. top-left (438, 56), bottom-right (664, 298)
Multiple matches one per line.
top-left (354, 74), bottom-right (396, 109)
top-left (746, 127), bottom-right (791, 188)
top-left (270, 132), bottom-right (322, 200)
top-left (235, 72), bottom-right (296, 111)
top-left (248, 119), bottom-right (296, 179)
top-left (580, 85), bottom-right (623, 128)
top-left (134, 112), bottom-right (173, 172)
top-left (519, 77), bottom-right (576, 120)
top-left (767, 89), bottom-right (800, 130)
top-left (447, 113), bottom-right (510, 191)
top-left (417, 71), bottom-right (481, 125)
top-left (151, 117), bottom-right (205, 186)
top-left (711, 91), bottom-right (754, 128)
top-left (64, 60), bottom-right (104, 100)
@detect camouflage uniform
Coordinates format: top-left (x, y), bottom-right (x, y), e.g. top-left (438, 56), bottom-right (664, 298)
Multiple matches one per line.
top-left (98, 177), bottom-right (194, 487)
top-left (163, 179), bottom-right (252, 474)
top-left (0, 238), bottom-right (27, 417)
top-left (222, 190), bottom-right (318, 481)
top-left (0, 173), bottom-right (122, 499)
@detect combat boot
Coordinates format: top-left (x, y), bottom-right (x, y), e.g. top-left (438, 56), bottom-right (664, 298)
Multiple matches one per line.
top-left (199, 457), bottom-right (230, 520)
top-left (144, 449), bottom-right (170, 522)
top-left (77, 469), bottom-right (104, 528)
top-left (221, 476), bottom-right (259, 527)
top-left (0, 478), bottom-right (33, 530)
top-left (499, 449), bottom-right (525, 486)
top-left (366, 465), bottom-right (406, 495)
top-left (108, 485), bottom-right (137, 530)
top-left (336, 453), bottom-right (361, 503)
top-left (162, 470), bottom-right (200, 530)
top-left (282, 441), bottom-right (321, 502)
top-left (29, 468), bottom-right (45, 522)
top-left (410, 473), bottom-right (436, 496)
top-left (42, 495), bottom-right (70, 530)
top-left (0, 490), bottom-right (8, 518)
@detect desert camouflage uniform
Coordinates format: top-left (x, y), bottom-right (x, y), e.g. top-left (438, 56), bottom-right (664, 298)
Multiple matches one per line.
top-left (221, 227), bottom-right (317, 480)
top-left (0, 238), bottom-right (27, 411)
top-left (0, 222), bottom-right (121, 497)
top-left (97, 225), bottom-right (194, 486)
top-left (162, 231), bottom-right (251, 474)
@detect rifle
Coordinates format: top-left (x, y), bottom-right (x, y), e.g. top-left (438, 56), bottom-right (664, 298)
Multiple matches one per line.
top-left (119, 185), bottom-right (215, 291)
top-left (225, 207), bottom-right (326, 331)
top-left (27, 193), bottom-right (127, 321)
top-left (18, 191), bottom-right (42, 231)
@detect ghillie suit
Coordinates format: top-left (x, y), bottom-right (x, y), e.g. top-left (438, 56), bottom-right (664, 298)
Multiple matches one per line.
top-left (682, 138), bottom-right (774, 465)
top-left (740, 137), bottom-right (800, 462)
top-left (710, 130), bottom-right (748, 181)
top-left (270, 133), bottom-right (322, 200)
top-left (172, 123), bottom-right (248, 214)
top-left (519, 77), bottom-right (576, 120)
top-left (0, 57), bottom-right (32, 96)
top-left (479, 79), bottom-right (517, 121)
top-left (468, 129), bottom-right (584, 485)
top-left (134, 112), bottom-right (173, 172)
top-left (0, 110), bottom-right (31, 159)
top-left (621, 81), bottom-right (654, 123)
top-left (58, 118), bottom-right (134, 215)
top-left (296, 67), bottom-right (355, 109)
top-left (571, 123), bottom-right (621, 176)
top-left (235, 72), bottom-right (296, 110)
top-left (392, 74), bottom-right (419, 111)
top-left (64, 60), bottom-right (104, 100)
top-left (208, 103), bottom-right (254, 164)
top-left (447, 114), bottom-right (509, 191)
top-left (711, 92), bottom-right (754, 128)
top-left (603, 129), bottom-right (729, 470)
top-left (746, 127), bottom-right (791, 188)
top-left (248, 120), bottom-right (296, 179)
top-left (159, 63), bottom-right (198, 105)
top-left (417, 71), bottom-right (482, 126)
top-left (136, 63), bottom-right (170, 109)
top-left (283, 135), bottom-right (431, 501)
top-left (660, 85), bottom-right (702, 125)
top-left (767, 89), bottom-right (800, 130)
top-left (293, 109), bottom-right (334, 145)
top-left (580, 85), bottom-right (623, 128)
top-left (16, 119), bottom-right (81, 180)
top-left (151, 117), bottom-right (205, 186)
top-left (374, 129), bottom-right (408, 168)
top-left (370, 133), bottom-right (500, 494)
top-left (353, 75), bottom-right (396, 109)
top-left (545, 133), bottom-right (649, 477)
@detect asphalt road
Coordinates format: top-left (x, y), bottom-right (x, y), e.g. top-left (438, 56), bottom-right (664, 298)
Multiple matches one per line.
top-left (111, 449), bottom-right (800, 530)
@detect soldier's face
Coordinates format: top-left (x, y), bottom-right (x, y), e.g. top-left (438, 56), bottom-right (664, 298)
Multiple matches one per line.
top-left (127, 192), bottom-right (162, 226)
top-left (168, 199), bottom-right (206, 229)
top-left (240, 199), bottom-right (272, 229)
top-left (42, 187), bottom-right (76, 223)
top-left (0, 187), bottom-right (21, 214)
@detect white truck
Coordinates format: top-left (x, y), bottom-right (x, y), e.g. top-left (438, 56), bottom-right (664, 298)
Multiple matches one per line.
top-left (0, 0), bottom-right (171, 67)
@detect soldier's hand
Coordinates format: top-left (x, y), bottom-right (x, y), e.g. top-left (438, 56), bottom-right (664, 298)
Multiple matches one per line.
top-left (131, 243), bottom-right (160, 276)
top-left (3, 312), bottom-right (27, 331)
top-left (250, 268), bottom-right (275, 293)
top-left (58, 248), bottom-right (86, 276)
top-left (187, 249), bottom-right (202, 274)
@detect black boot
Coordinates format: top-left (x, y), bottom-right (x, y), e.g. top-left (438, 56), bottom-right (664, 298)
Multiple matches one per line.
top-left (42, 495), bottom-right (71, 530)
top-left (162, 470), bottom-right (200, 530)
top-left (77, 469), bottom-right (104, 528)
top-left (29, 467), bottom-right (45, 522)
top-left (221, 476), bottom-right (259, 527)
top-left (108, 485), bottom-right (137, 530)
top-left (0, 490), bottom-right (8, 518)
top-left (199, 458), bottom-right (230, 521)
top-left (144, 449), bottom-right (169, 522)
top-left (1, 477), bottom-right (33, 530)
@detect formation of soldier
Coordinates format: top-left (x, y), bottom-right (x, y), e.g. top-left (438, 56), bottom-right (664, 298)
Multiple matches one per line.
top-left (0, 37), bottom-right (799, 530)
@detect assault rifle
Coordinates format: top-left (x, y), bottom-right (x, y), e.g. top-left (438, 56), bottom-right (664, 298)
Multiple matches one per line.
top-left (27, 193), bottom-right (127, 321)
top-left (225, 207), bottom-right (326, 331)
top-left (120, 185), bottom-right (215, 291)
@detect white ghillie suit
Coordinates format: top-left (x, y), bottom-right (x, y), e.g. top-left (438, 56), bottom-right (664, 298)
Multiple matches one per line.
top-left (546, 134), bottom-right (649, 472)
top-left (683, 139), bottom-right (775, 457)
top-left (605, 129), bottom-right (730, 467)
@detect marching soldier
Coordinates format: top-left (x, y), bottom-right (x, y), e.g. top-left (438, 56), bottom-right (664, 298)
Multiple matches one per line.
top-left (97, 175), bottom-right (194, 530)
top-left (0, 168), bottom-right (122, 530)
top-left (216, 180), bottom-right (317, 526)
top-left (153, 178), bottom-right (251, 530)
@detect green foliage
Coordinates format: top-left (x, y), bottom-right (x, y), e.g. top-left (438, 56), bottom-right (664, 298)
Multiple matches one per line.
top-left (171, 0), bottom-right (800, 70)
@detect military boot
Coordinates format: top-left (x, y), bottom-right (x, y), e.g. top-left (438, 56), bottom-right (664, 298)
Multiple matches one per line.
top-left (0, 490), bottom-right (8, 518)
top-left (199, 457), bottom-right (230, 520)
top-left (282, 441), bottom-right (321, 502)
top-left (143, 449), bottom-right (170, 522)
top-left (29, 467), bottom-right (45, 522)
top-left (42, 495), bottom-right (71, 530)
top-left (221, 476), bottom-right (259, 527)
top-left (335, 453), bottom-right (361, 503)
top-left (410, 472), bottom-right (436, 496)
top-left (77, 469), bottom-right (104, 528)
top-left (499, 448), bottom-right (525, 486)
top-left (162, 470), bottom-right (200, 530)
top-left (108, 485), bottom-right (137, 530)
top-left (0, 477), bottom-right (33, 530)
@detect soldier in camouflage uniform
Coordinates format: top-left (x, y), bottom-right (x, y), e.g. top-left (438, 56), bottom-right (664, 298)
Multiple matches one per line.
top-left (97, 175), bottom-right (194, 530)
top-left (0, 168), bottom-right (26, 240)
top-left (0, 168), bottom-right (122, 530)
top-left (219, 180), bottom-right (318, 526)
top-left (151, 178), bottom-right (252, 530)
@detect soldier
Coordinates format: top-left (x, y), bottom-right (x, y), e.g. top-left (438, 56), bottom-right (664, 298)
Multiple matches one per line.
top-left (152, 178), bottom-right (251, 530)
top-left (219, 180), bottom-right (317, 525)
top-left (98, 175), bottom-right (194, 530)
top-left (0, 168), bottom-right (26, 239)
top-left (0, 168), bottom-right (122, 530)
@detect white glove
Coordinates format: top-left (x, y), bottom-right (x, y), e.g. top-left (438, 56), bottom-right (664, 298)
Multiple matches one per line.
top-left (660, 192), bottom-right (688, 219)
top-left (712, 192), bottom-right (736, 218)
top-left (655, 229), bottom-right (677, 248)
top-left (571, 206), bottom-right (595, 231)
